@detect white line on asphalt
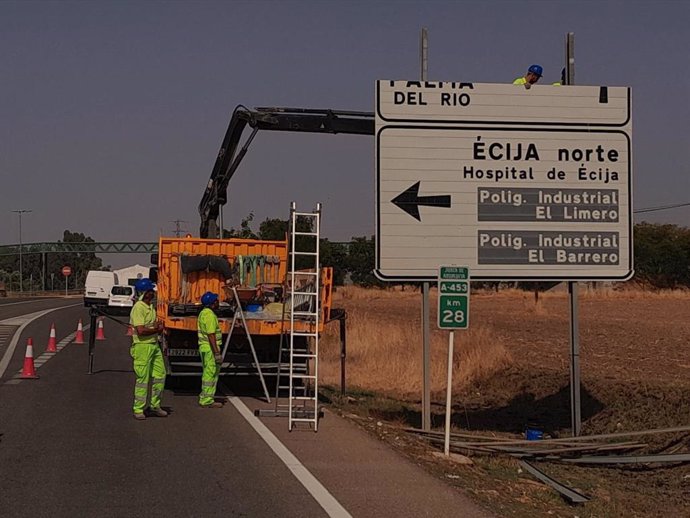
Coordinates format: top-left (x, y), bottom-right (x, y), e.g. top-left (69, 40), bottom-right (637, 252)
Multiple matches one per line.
top-left (0, 299), bottom-right (55, 307)
top-left (0, 304), bottom-right (81, 379)
top-left (7, 326), bottom-right (90, 382)
top-left (227, 396), bottom-right (352, 518)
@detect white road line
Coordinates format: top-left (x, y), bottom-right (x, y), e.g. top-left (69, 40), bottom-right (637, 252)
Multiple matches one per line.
top-left (7, 326), bottom-right (90, 382)
top-left (227, 396), bottom-right (351, 518)
top-left (0, 304), bottom-right (81, 379)
top-left (0, 299), bottom-right (58, 307)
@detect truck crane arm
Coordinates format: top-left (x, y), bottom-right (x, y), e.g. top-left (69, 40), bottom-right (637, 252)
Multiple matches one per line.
top-left (198, 106), bottom-right (374, 238)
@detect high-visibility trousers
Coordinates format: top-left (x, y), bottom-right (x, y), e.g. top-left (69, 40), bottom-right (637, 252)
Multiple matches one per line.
top-left (199, 349), bottom-right (219, 406)
top-left (131, 342), bottom-right (166, 414)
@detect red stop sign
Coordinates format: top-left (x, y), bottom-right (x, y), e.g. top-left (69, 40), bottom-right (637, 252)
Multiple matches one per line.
top-left (62, 266), bottom-right (72, 277)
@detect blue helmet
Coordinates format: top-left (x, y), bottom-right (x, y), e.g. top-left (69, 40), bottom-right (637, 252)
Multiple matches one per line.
top-left (528, 64), bottom-right (543, 77)
top-left (135, 278), bottom-right (155, 293)
top-left (201, 291), bottom-right (219, 307)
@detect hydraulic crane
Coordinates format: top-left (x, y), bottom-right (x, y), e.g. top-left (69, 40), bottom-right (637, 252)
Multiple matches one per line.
top-left (198, 106), bottom-right (374, 238)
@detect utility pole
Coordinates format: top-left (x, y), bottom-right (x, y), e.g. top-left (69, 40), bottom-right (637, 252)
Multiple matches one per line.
top-left (171, 220), bottom-right (189, 237)
top-left (11, 209), bottom-right (32, 293)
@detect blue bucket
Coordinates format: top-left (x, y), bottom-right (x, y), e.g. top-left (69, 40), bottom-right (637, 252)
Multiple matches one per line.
top-left (246, 303), bottom-right (262, 312)
top-left (525, 428), bottom-right (544, 441)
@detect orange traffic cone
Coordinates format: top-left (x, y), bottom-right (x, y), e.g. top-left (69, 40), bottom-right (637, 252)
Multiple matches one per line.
top-left (95, 318), bottom-right (106, 341)
top-left (74, 319), bottom-right (85, 344)
top-left (20, 338), bottom-right (39, 379)
top-left (46, 323), bottom-right (58, 353)
top-left (126, 325), bottom-right (133, 336)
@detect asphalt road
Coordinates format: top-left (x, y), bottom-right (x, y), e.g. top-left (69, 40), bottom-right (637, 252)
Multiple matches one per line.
top-left (0, 299), bottom-right (493, 517)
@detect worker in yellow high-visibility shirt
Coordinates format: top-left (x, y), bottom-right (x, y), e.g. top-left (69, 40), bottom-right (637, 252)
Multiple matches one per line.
top-left (130, 278), bottom-right (167, 420)
top-left (198, 291), bottom-right (224, 408)
top-left (513, 64), bottom-right (543, 86)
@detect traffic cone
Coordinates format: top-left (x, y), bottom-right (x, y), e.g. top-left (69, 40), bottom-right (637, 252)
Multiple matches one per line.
top-left (20, 338), bottom-right (39, 379)
top-left (126, 325), bottom-right (133, 336)
top-left (46, 323), bottom-right (57, 353)
top-left (74, 319), bottom-right (85, 344)
top-left (95, 318), bottom-right (106, 341)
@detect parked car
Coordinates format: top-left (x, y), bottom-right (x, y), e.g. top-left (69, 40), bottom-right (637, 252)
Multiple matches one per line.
top-left (104, 284), bottom-right (134, 316)
top-left (108, 285), bottom-right (134, 308)
top-left (84, 270), bottom-right (118, 307)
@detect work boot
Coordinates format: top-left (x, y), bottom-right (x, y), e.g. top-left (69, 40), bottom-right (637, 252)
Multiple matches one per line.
top-left (133, 412), bottom-right (146, 421)
top-left (149, 407), bottom-right (168, 417)
top-left (200, 402), bottom-right (223, 409)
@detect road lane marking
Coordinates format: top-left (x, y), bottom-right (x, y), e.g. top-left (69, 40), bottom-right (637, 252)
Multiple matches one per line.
top-left (0, 325), bottom-right (17, 354)
top-left (227, 396), bottom-right (351, 518)
top-left (10, 328), bottom-right (89, 377)
top-left (0, 304), bottom-right (81, 379)
top-left (7, 327), bottom-right (90, 383)
top-left (0, 299), bottom-right (55, 307)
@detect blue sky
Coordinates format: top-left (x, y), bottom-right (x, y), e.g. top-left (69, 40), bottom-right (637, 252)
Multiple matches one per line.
top-left (1, 0), bottom-right (688, 267)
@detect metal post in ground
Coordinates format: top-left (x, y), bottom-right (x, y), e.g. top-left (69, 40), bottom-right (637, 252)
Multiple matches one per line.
top-left (339, 313), bottom-right (347, 396)
top-left (565, 32), bottom-right (581, 436)
top-left (419, 26), bottom-right (432, 432)
top-left (444, 330), bottom-right (454, 456)
top-left (88, 307), bottom-right (97, 375)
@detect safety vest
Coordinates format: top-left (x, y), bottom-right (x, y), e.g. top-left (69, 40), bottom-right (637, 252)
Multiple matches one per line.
top-left (513, 77), bottom-right (527, 85)
top-left (198, 307), bottom-right (222, 352)
top-left (130, 300), bottom-right (157, 344)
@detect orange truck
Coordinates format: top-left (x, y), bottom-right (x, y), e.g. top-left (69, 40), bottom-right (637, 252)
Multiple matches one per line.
top-left (152, 235), bottom-right (333, 380)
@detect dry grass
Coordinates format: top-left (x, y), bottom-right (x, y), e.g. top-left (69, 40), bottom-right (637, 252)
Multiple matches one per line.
top-left (321, 291), bottom-right (512, 398)
top-left (335, 284), bottom-right (421, 300)
top-left (476, 284), bottom-right (690, 300)
top-left (321, 285), bottom-right (690, 399)
top-left (320, 285), bottom-right (690, 518)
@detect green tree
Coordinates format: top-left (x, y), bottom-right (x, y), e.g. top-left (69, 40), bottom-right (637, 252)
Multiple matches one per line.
top-left (0, 230), bottom-right (104, 291)
top-left (258, 218), bottom-right (288, 241)
top-left (222, 212), bottom-right (258, 239)
top-left (47, 231), bottom-right (105, 290)
top-left (346, 235), bottom-right (383, 287)
top-left (320, 240), bottom-right (348, 285)
top-left (633, 222), bottom-right (690, 288)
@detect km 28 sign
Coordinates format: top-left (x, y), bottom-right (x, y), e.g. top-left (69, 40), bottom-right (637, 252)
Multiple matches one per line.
top-left (375, 80), bottom-right (632, 282)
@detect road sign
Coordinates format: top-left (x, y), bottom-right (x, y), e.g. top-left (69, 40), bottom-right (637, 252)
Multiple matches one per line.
top-left (377, 80), bottom-right (630, 126)
top-left (62, 266), bottom-right (71, 277)
top-left (375, 81), bottom-right (632, 282)
top-left (438, 266), bottom-right (469, 329)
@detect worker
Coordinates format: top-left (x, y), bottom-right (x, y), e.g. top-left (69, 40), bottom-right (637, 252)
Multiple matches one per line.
top-left (513, 64), bottom-right (543, 86)
top-left (553, 68), bottom-right (566, 86)
top-left (198, 291), bottom-right (224, 408)
top-left (130, 278), bottom-right (167, 420)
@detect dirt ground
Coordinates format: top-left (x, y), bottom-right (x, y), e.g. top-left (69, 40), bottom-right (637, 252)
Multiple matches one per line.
top-left (321, 287), bottom-right (690, 517)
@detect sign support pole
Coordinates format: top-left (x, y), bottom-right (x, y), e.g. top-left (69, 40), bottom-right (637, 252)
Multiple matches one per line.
top-left (419, 26), bottom-right (431, 432)
top-left (444, 330), bottom-right (454, 456)
top-left (568, 281), bottom-right (581, 436)
top-left (565, 32), bottom-right (582, 437)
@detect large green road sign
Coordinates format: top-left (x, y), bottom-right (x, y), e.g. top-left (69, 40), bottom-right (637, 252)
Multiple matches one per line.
top-left (438, 266), bottom-right (469, 329)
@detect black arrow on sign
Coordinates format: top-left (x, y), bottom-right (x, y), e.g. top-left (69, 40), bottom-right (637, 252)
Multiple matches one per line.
top-left (391, 181), bottom-right (452, 221)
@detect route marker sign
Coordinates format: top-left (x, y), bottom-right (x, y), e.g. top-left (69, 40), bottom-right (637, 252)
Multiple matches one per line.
top-left (375, 81), bottom-right (633, 282)
top-left (61, 266), bottom-right (72, 277)
top-left (438, 266), bottom-right (469, 329)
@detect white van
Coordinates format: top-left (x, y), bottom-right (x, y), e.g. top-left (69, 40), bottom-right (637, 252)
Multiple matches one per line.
top-left (108, 285), bottom-right (134, 308)
top-left (84, 271), bottom-right (119, 307)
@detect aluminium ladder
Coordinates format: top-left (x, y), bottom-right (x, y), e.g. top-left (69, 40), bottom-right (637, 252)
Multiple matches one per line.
top-left (273, 202), bottom-right (322, 431)
top-left (222, 286), bottom-right (271, 402)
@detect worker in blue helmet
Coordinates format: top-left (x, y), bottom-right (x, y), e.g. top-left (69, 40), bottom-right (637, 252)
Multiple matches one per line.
top-left (197, 291), bottom-right (223, 408)
top-left (129, 278), bottom-right (167, 420)
top-left (513, 64), bottom-right (543, 86)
